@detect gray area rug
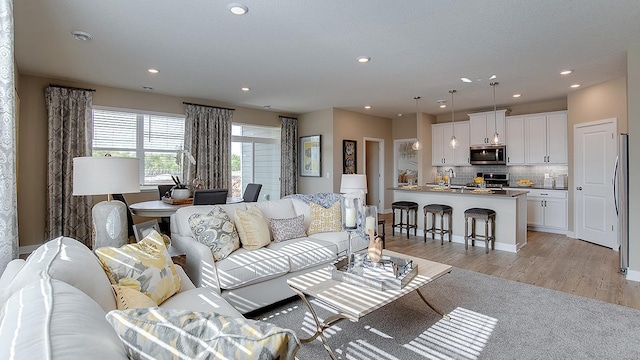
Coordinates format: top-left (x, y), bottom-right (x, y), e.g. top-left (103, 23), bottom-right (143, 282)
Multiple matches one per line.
top-left (250, 268), bottom-right (640, 359)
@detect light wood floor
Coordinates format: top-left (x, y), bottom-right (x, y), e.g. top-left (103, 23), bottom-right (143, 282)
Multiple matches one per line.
top-left (379, 214), bottom-right (640, 310)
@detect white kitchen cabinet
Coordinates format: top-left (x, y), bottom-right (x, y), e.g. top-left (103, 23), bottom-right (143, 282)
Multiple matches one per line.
top-left (453, 121), bottom-right (470, 165)
top-left (524, 188), bottom-right (567, 234)
top-left (524, 111), bottom-right (567, 164)
top-left (468, 110), bottom-right (507, 145)
top-left (432, 121), bottom-right (470, 166)
top-left (505, 116), bottom-right (525, 165)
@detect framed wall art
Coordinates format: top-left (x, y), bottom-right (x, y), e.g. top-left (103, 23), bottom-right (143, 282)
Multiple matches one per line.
top-left (132, 219), bottom-right (161, 242)
top-left (300, 135), bottom-right (321, 177)
top-left (342, 139), bottom-right (357, 174)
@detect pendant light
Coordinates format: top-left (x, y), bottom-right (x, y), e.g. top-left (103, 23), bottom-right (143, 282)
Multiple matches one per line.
top-left (449, 89), bottom-right (458, 149)
top-left (490, 81), bottom-right (501, 144)
top-left (412, 96), bottom-right (423, 150)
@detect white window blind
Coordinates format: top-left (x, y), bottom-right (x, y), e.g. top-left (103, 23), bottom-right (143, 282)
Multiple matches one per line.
top-left (92, 108), bottom-right (185, 185)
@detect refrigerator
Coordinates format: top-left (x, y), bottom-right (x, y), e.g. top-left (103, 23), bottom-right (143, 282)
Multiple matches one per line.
top-left (616, 133), bottom-right (629, 274)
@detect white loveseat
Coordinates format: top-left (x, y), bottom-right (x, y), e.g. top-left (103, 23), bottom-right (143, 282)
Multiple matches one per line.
top-left (170, 193), bottom-right (368, 314)
top-left (0, 236), bottom-right (298, 359)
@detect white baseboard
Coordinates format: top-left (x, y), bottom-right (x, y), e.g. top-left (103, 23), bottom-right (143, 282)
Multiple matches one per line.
top-left (626, 269), bottom-right (640, 283)
top-left (19, 244), bottom-right (40, 256)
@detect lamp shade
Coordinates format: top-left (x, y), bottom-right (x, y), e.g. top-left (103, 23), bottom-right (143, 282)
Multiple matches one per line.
top-left (340, 174), bottom-right (367, 194)
top-left (73, 157), bottom-right (140, 195)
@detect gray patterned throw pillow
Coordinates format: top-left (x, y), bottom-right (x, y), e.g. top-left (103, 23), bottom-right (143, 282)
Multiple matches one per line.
top-left (188, 206), bottom-right (240, 260)
top-left (269, 215), bottom-right (306, 242)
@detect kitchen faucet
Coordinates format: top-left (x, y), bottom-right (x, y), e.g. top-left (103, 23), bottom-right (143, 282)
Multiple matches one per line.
top-left (447, 168), bottom-right (455, 179)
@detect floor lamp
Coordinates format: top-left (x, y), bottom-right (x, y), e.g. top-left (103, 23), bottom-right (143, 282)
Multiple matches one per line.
top-left (73, 156), bottom-right (140, 249)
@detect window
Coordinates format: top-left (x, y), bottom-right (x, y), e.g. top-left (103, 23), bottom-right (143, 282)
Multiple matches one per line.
top-left (92, 108), bottom-right (185, 185)
top-left (231, 124), bottom-right (281, 200)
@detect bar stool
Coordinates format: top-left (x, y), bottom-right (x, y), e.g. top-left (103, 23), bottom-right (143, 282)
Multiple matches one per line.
top-left (392, 201), bottom-right (419, 239)
top-left (423, 204), bottom-right (453, 245)
top-left (464, 208), bottom-right (496, 254)
top-left (377, 219), bottom-right (386, 249)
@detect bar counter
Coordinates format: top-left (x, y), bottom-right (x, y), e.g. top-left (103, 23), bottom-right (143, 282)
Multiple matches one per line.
top-left (391, 186), bottom-right (528, 253)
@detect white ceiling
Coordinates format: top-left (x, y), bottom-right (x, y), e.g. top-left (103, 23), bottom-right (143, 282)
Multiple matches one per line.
top-left (13, 1), bottom-right (640, 118)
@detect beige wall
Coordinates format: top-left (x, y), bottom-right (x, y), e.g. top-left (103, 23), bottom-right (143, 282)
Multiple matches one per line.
top-left (627, 45), bottom-right (640, 275)
top-left (332, 109), bottom-right (394, 210)
top-left (297, 109), bottom-right (334, 194)
top-left (17, 74), bottom-right (296, 248)
top-left (567, 76), bottom-right (627, 232)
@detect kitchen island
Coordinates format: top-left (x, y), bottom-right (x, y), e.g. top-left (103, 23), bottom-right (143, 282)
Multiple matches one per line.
top-left (392, 186), bottom-right (528, 253)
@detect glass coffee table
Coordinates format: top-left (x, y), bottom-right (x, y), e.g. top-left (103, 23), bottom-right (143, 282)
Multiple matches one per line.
top-left (287, 250), bottom-right (453, 359)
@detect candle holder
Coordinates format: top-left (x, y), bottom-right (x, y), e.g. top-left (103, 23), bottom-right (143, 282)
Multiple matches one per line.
top-left (342, 195), bottom-right (360, 271)
top-left (361, 205), bottom-right (379, 237)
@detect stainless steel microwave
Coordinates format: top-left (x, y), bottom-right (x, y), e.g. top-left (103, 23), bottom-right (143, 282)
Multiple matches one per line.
top-left (469, 145), bottom-right (506, 165)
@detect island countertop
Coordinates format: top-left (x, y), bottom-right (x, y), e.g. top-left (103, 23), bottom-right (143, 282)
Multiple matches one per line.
top-left (391, 186), bottom-right (528, 197)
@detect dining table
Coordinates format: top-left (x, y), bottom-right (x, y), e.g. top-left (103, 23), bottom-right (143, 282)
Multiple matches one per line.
top-left (129, 197), bottom-right (244, 217)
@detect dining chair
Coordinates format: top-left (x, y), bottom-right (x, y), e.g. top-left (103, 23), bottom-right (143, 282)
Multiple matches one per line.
top-left (158, 184), bottom-right (174, 199)
top-left (242, 183), bottom-right (262, 203)
top-left (111, 193), bottom-right (135, 242)
top-left (157, 185), bottom-right (174, 234)
top-left (193, 189), bottom-right (228, 205)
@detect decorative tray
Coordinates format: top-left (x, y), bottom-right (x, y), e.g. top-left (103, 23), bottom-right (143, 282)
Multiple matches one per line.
top-left (162, 197), bottom-right (193, 205)
top-left (470, 189), bottom-right (493, 193)
top-left (331, 252), bottom-right (418, 291)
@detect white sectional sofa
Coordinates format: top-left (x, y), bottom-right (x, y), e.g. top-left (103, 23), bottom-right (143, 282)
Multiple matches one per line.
top-left (0, 236), bottom-right (299, 359)
top-left (170, 193), bottom-right (368, 314)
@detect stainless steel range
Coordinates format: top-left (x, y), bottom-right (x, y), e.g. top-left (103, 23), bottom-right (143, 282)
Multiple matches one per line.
top-left (466, 172), bottom-right (509, 189)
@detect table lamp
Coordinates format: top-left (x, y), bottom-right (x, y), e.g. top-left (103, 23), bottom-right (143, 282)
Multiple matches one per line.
top-left (73, 156), bottom-right (140, 249)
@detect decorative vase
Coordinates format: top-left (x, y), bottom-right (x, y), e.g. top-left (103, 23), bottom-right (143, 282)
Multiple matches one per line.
top-left (367, 229), bottom-right (383, 263)
top-left (171, 188), bottom-right (191, 200)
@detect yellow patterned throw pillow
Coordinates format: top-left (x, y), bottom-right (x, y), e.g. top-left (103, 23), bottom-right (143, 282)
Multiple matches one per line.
top-left (106, 307), bottom-right (300, 360)
top-left (112, 285), bottom-right (158, 310)
top-left (235, 206), bottom-right (271, 249)
top-left (307, 200), bottom-right (343, 235)
top-left (95, 230), bottom-right (181, 305)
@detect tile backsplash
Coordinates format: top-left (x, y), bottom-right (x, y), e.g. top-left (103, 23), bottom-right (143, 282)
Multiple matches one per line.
top-left (434, 165), bottom-right (568, 186)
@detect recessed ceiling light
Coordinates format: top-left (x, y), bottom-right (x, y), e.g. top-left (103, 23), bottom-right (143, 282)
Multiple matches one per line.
top-left (148, 68), bottom-right (159, 74)
top-left (263, 105), bottom-right (271, 109)
top-left (357, 56), bottom-right (371, 63)
top-left (512, 94), bottom-right (522, 98)
top-left (241, 87), bottom-right (251, 92)
top-left (461, 77), bottom-right (472, 83)
top-left (570, 84), bottom-right (581, 88)
top-left (560, 70), bottom-right (573, 75)
top-left (227, 3), bottom-right (248, 15)
top-left (142, 86), bottom-right (153, 90)
top-left (398, 113), bottom-right (403, 117)
top-left (364, 105), bottom-right (372, 109)
top-left (437, 100), bottom-right (447, 108)
top-left (71, 30), bottom-right (92, 41)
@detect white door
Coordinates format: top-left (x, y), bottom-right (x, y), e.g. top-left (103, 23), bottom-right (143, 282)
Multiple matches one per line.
top-left (442, 124), bottom-right (455, 165)
top-left (544, 199), bottom-right (567, 229)
top-left (574, 119), bottom-right (617, 249)
top-left (469, 114), bottom-right (487, 145)
top-left (527, 199), bottom-right (545, 226)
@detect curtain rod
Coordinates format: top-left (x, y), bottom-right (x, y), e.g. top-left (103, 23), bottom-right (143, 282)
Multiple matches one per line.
top-left (48, 84), bottom-right (96, 92)
top-left (182, 102), bottom-right (235, 111)
top-left (279, 115), bottom-right (298, 119)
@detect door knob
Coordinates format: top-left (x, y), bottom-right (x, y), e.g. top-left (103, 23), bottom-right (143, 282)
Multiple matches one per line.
top-left (576, 186), bottom-right (583, 190)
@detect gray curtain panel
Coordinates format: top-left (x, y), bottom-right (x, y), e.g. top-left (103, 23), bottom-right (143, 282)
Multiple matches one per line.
top-left (280, 116), bottom-right (298, 197)
top-left (45, 86), bottom-right (93, 245)
top-left (0, 0), bottom-right (18, 273)
top-left (184, 104), bottom-right (233, 190)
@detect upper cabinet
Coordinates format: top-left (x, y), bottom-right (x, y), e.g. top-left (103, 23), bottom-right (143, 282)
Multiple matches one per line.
top-left (524, 111), bottom-right (567, 164)
top-left (432, 121), bottom-right (470, 166)
top-left (505, 116), bottom-right (525, 165)
top-left (468, 110), bottom-right (507, 145)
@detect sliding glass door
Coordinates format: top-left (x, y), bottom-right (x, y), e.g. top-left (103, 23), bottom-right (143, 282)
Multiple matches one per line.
top-left (231, 124), bottom-right (280, 200)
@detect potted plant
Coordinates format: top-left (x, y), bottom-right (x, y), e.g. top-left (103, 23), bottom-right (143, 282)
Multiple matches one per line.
top-left (170, 176), bottom-right (191, 199)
